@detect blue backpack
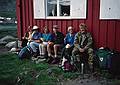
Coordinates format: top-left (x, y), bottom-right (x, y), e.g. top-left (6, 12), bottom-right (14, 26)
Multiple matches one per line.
top-left (18, 46), bottom-right (32, 59)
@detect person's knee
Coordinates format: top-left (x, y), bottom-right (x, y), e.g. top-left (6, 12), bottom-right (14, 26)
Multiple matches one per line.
top-left (54, 44), bottom-right (60, 50)
top-left (88, 48), bottom-right (93, 54)
top-left (72, 48), bottom-right (79, 55)
top-left (30, 42), bottom-right (35, 47)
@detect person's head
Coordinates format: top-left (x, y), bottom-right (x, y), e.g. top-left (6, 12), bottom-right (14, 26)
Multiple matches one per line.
top-left (43, 26), bottom-right (49, 33)
top-left (32, 25), bottom-right (39, 32)
top-left (67, 26), bottom-right (74, 34)
top-left (53, 25), bottom-right (59, 33)
top-left (79, 23), bottom-right (87, 33)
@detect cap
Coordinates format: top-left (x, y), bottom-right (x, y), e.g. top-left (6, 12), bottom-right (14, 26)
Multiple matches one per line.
top-left (32, 25), bottom-right (39, 30)
top-left (53, 25), bottom-right (59, 29)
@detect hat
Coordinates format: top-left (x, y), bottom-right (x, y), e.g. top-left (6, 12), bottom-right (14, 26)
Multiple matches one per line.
top-left (53, 25), bottom-right (59, 29)
top-left (79, 23), bottom-right (87, 30)
top-left (32, 26), bottom-right (39, 30)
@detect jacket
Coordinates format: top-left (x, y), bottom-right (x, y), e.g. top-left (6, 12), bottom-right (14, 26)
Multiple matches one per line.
top-left (74, 32), bottom-right (93, 50)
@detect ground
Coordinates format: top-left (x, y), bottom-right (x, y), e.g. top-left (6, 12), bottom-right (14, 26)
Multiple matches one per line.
top-left (0, 45), bottom-right (9, 54)
top-left (0, 47), bottom-right (120, 85)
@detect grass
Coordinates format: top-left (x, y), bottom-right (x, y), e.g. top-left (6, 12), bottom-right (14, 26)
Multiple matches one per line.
top-left (0, 53), bottom-right (80, 85)
top-left (0, 11), bottom-right (16, 18)
top-left (1, 52), bottom-right (120, 85)
top-left (0, 23), bottom-right (17, 38)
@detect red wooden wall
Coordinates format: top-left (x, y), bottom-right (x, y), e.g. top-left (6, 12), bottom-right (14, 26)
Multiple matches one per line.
top-left (16, 0), bottom-right (120, 52)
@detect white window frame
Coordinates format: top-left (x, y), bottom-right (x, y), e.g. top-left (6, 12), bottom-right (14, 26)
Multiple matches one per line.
top-left (33, 0), bottom-right (87, 19)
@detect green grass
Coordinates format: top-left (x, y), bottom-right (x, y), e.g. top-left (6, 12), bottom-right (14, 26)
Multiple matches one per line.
top-left (0, 24), bottom-right (17, 38)
top-left (0, 11), bottom-right (16, 18)
top-left (1, 53), bottom-right (120, 85)
top-left (0, 53), bottom-right (80, 85)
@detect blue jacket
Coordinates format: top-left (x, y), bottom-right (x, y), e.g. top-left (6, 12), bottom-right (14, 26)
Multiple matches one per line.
top-left (42, 33), bottom-right (53, 42)
top-left (64, 33), bottom-right (75, 46)
top-left (32, 32), bottom-right (42, 40)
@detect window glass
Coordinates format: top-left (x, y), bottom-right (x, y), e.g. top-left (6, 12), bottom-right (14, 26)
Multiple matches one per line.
top-left (34, 0), bottom-right (87, 19)
top-left (47, 0), bottom-right (57, 16)
top-left (59, 0), bottom-right (70, 16)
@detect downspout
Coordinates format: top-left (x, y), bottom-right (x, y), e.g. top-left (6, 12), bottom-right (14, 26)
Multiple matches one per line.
top-left (19, 0), bottom-right (23, 40)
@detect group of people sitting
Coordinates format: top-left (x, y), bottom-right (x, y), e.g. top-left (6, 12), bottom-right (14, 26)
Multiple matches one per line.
top-left (21, 23), bottom-right (94, 72)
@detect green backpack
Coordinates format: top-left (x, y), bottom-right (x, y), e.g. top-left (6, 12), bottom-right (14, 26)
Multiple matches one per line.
top-left (96, 48), bottom-right (111, 69)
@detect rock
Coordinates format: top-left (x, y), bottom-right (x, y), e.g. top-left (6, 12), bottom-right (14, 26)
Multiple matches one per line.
top-left (46, 68), bottom-right (52, 75)
top-left (35, 58), bottom-right (46, 64)
top-left (17, 40), bottom-right (21, 48)
top-left (0, 35), bottom-right (16, 42)
top-left (10, 47), bottom-right (17, 52)
top-left (5, 41), bottom-right (17, 48)
top-left (9, 47), bottom-right (19, 54)
top-left (0, 40), bottom-right (7, 45)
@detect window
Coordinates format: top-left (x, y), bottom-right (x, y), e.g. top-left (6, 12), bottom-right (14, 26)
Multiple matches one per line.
top-left (59, 0), bottom-right (70, 16)
top-left (47, 0), bottom-right (57, 16)
top-left (100, 0), bottom-right (120, 19)
top-left (33, 0), bottom-right (87, 19)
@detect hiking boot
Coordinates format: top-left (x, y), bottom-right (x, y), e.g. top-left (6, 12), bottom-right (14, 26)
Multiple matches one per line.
top-left (38, 55), bottom-right (45, 59)
top-left (32, 52), bottom-right (38, 58)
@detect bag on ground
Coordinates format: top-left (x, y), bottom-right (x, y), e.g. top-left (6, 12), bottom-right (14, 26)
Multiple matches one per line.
top-left (18, 46), bottom-right (32, 59)
top-left (96, 48), bottom-right (111, 69)
top-left (109, 51), bottom-right (120, 75)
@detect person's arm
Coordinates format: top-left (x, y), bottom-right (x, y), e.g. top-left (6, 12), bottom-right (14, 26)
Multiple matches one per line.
top-left (74, 33), bottom-right (81, 49)
top-left (64, 34), bottom-right (68, 45)
top-left (84, 33), bottom-right (93, 50)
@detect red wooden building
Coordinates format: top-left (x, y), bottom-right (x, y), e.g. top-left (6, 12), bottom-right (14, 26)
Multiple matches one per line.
top-left (16, 0), bottom-right (120, 52)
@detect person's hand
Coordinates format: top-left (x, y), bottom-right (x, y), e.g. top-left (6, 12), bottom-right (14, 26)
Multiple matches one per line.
top-left (34, 39), bottom-right (42, 43)
top-left (79, 48), bottom-right (85, 52)
top-left (65, 44), bottom-right (71, 48)
top-left (40, 38), bottom-right (44, 41)
top-left (22, 37), bottom-right (25, 39)
top-left (48, 41), bottom-right (54, 46)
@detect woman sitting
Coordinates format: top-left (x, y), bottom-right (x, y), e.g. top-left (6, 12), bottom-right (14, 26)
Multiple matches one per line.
top-left (21, 26), bottom-right (32, 48)
top-left (61, 26), bottom-right (75, 70)
top-left (39, 26), bottom-right (53, 58)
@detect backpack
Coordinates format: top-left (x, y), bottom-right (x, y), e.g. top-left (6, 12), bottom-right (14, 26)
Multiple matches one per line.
top-left (63, 61), bottom-right (74, 72)
top-left (18, 46), bottom-right (32, 59)
top-left (96, 48), bottom-right (111, 69)
top-left (109, 51), bottom-right (120, 75)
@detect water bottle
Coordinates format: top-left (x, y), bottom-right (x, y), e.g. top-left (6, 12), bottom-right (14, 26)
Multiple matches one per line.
top-left (81, 63), bottom-right (84, 74)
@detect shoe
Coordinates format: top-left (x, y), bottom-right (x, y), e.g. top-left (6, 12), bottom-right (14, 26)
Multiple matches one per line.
top-left (46, 57), bottom-right (54, 64)
top-left (32, 52), bottom-right (38, 58)
top-left (38, 55), bottom-right (45, 59)
top-left (51, 58), bottom-right (60, 64)
top-left (31, 57), bottom-right (38, 61)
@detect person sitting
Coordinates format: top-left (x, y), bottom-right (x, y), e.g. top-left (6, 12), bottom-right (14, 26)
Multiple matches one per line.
top-left (61, 26), bottom-right (75, 69)
top-left (21, 26), bottom-right (32, 48)
top-left (71, 23), bottom-right (94, 72)
top-left (39, 26), bottom-right (53, 58)
top-left (29, 26), bottom-right (42, 57)
top-left (47, 25), bottom-right (64, 64)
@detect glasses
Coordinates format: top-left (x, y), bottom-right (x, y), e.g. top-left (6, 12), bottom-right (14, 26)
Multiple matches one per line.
top-left (69, 29), bottom-right (73, 30)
